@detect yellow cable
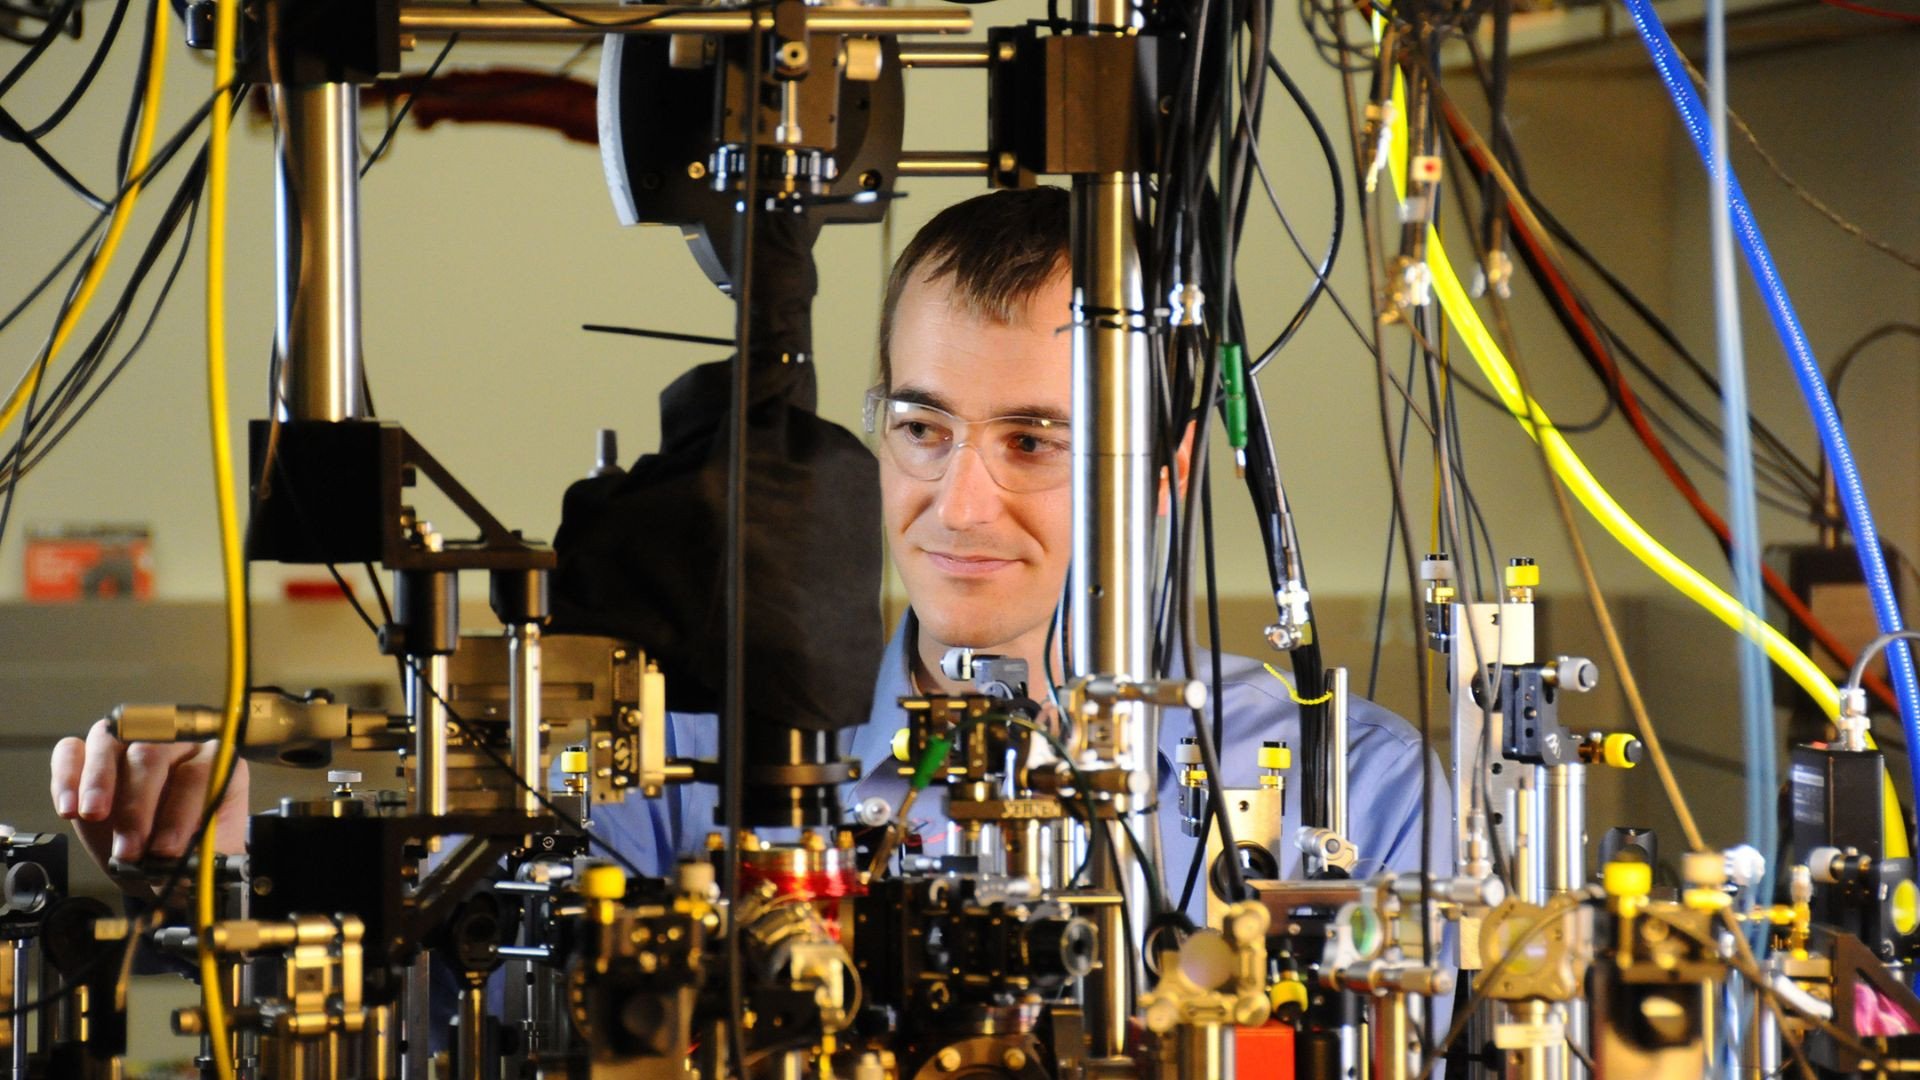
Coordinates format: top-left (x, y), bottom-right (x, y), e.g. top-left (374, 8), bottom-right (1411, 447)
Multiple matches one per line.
top-left (0, 0), bottom-right (170, 439)
top-left (1382, 71), bottom-right (1911, 859)
top-left (197, 0), bottom-right (243, 1069)
top-left (1263, 663), bottom-right (1335, 707)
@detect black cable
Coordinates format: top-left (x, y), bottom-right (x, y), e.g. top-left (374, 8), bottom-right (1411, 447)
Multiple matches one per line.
top-left (719, 9), bottom-right (766, 1074)
top-left (0, 0), bottom-right (80, 97)
top-left (1828, 321), bottom-right (1920, 404)
top-left (1, 82), bottom-right (230, 341)
top-left (0, 124), bottom-right (216, 495)
top-left (1249, 51), bottom-right (1341, 374)
top-left (0, 101), bottom-right (109, 211)
top-left (1365, 342), bottom-right (1419, 702)
top-left (3, 0), bottom-right (131, 140)
top-left (7, 150), bottom-right (205, 484)
top-left (359, 34), bottom-right (460, 177)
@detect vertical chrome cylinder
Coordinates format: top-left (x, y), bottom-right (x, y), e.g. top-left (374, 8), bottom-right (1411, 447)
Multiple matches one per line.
top-left (1741, 976), bottom-right (1778, 1078)
top-left (1548, 763), bottom-right (1588, 1080)
top-left (1546, 764), bottom-right (1585, 895)
top-left (1180, 1023), bottom-right (1233, 1080)
top-left (457, 986), bottom-right (486, 1080)
top-left (272, 84), bottom-right (366, 421)
top-left (1500, 999), bottom-right (1564, 1080)
top-left (410, 655), bottom-right (451, 817)
top-left (1329, 666), bottom-right (1350, 842)
top-left (1372, 992), bottom-right (1411, 1080)
top-left (1068, 164), bottom-right (1152, 1062)
top-left (509, 624), bottom-right (544, 816)
top-left (1513, 767), bottom-right (1547, 905)
top-left (361, 1003), bottom-right (394, 1080)
top-left (402, 958), bottom-right (432, 1080)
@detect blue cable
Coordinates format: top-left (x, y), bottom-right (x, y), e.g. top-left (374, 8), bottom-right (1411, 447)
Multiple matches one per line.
top-left (1701, 0), bottom-right (1775, 894)
top-left (1623, 0), bottom-right (1920, 801)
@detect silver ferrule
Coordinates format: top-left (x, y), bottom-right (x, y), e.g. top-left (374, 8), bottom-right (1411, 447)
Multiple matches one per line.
top-left (272, 83), bottom-right (366, 422)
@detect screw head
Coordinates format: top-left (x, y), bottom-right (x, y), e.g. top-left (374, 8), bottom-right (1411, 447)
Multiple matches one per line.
top-left (936, 1047), bottom-right (963, 1071)
top-left (327, 770), bottom-right (363, 786)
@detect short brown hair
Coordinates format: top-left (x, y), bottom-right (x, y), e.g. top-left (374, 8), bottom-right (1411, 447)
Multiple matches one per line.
top-left (877, 186), bottom-right (1071, 389)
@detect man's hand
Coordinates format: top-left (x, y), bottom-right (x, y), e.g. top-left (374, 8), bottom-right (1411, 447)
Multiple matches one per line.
top-left (49, 719), bottom-right (250, 891)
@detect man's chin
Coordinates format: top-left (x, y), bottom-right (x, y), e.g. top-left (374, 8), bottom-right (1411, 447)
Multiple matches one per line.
top-left (914, 605), bottom-right (1030, 656)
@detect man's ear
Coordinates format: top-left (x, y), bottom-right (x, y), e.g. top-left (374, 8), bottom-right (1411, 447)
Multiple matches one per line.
top-left (1158, 420), bottom-right (1197, 517)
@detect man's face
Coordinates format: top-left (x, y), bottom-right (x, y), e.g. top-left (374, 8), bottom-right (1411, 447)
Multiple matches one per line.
top-left (880, 267), bottom-right (1074, 656)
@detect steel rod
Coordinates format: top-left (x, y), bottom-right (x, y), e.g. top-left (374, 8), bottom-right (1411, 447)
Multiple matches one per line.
top-left (273, 84), bottom-right (366, 422)
top-left (397, 3), bottom-right (969, 38)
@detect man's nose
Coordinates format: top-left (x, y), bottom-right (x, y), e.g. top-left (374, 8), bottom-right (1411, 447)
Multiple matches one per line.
top-left (933, 444), bottom-right (1005, 530)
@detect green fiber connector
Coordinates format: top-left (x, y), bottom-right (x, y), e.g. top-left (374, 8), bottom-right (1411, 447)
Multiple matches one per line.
top-left (1221, 342), bottom-right (1248, 453)
top-left (910, 734), bottom-right (952, 791)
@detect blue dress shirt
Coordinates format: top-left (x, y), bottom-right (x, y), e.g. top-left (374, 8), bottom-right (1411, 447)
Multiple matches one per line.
top-left (591, 612), bottom-right (1456, 913)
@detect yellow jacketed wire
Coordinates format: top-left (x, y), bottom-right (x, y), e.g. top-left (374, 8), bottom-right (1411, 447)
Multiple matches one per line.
top-left (1263, 663), bottom-right (1335, 707)
top-left (197, 0), bottom-right (244, 1069)
top-left (1382, 70), bottom-right (1910, 859)
top-left (0, 0), bottom-right (170, 439)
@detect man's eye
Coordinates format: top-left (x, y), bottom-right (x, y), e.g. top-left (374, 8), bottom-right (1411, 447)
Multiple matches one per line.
top-left (896, 420), bottom-right (947, 444)
top-left (1007, 432), bottom-right (1069, 457)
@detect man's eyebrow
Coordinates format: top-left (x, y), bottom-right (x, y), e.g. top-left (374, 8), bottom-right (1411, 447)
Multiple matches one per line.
top-left (996, 404), bottom-right (1071, 424)
top-left (887, 387), bottom-right (956, 413)
top-left (887, 388), bottom-right (1070, 424)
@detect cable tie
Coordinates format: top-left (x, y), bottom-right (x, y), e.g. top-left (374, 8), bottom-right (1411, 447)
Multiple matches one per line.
top-left (1262, 663), bottom-right (1334, 707)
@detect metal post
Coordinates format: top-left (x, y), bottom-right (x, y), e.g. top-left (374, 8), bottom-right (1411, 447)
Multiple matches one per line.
top-left (1329, 666), bottom-right (1350, 843)
top-left (1548, 763), bottom-right (1588, 1080)
top-left (272, 84), bottom-right (365, 422)
top-left (410, 655), bottom-right (451, 818)
top-left (508, 623), bottom-right (544, 816)
top-left (1179, 1024), bottom-right (1232, 1080)
top-left (456, 986), bottom-right (487, 1080)
top-left (1372, 992), bottom-right (1410, 1080)
top-left (402, 957), bottom-right (431, 1080)
top-left (1741, 974), bottom-right (1778, 1079)
top-left (1067, 0), bottom-right (1152, 1038)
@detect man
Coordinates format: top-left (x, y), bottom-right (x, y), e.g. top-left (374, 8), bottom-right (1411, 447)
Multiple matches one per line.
top-left (48, 187), bottom-right (1446, 922)
top-left (555, 185), bottom-right (1450, 912)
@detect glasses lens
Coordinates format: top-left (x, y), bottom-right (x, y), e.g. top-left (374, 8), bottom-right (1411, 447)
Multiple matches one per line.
top-left (877, 400), bottom-right (955, 481)
top-left (981, 417), bottom-right (1071, 493)
top-left (873, 397), bottom-right (1072, 492)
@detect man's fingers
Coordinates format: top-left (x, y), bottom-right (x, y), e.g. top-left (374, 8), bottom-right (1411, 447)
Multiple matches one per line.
top-left (110, 740), bottom-right (190, 863)
top-left (49, 736), bottom-right (86, 819)
top-left (76, 719), bottom-right (123, 822)
top-left (147, 753), bottom-right (214, 860)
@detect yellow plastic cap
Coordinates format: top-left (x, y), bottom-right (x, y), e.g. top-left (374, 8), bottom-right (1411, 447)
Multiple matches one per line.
top-left (1603, 860), bottom-right (1652, 899)
top-left (1602, 733), bottom-right (1638, 769)
top-left (1895, 880), bottom-right (1920, 937)
top-left (581, 864), bottom-right (628, 901)
top-left (891, 728), bottom-right (912, 762)
top-left (1505, 562), bottom-right (1540, 588)
top-left (1269, 979), bottom-right (1308, 1013)
top-left (1258, 744), bottom-right (1292, 771)
top-left (560, 749), bottom-right (590, 775)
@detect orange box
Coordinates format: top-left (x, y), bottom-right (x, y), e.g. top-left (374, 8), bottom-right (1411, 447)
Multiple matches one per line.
top-left (24, 526), bottom-right (153, 602)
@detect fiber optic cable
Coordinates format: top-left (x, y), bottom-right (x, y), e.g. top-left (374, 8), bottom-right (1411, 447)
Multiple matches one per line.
top-left (1383, 68), bottom-right (1912, 858)
top-left (1621, 0), bottom-right (1920, 793)
top-left (1703, 0), bottom-right (1776, 900)
top-left (0, 0), bottom-right (168, 440)
top-left (198, 0), bottom-right (244, 1069)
